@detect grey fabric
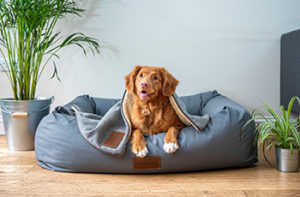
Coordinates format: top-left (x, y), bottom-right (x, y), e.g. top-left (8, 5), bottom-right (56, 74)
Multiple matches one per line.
top-left (281, 29), bottom-right (300, 113)
top-left (35, 90), bottom-right (257, 173)
top-left (74, 101), bottom-right (128, 156)
top-left (170, 94), bottom-right (210, 130)
top-left (73, 91), bottom-right (210, 156)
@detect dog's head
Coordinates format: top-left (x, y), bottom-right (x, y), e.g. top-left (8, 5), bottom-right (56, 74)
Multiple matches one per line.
top-left (125, 65), bottom-right (179, 101)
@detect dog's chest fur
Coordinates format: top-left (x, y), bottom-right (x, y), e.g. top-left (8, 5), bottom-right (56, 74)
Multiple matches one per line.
top-left (130, 97), bottom-right (179, 136)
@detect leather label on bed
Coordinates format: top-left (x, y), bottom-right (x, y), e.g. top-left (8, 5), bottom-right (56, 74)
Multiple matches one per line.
top-left (133, 157), bottom-right (161, 170)
top-left (103, 131), bottom-right (125, 149)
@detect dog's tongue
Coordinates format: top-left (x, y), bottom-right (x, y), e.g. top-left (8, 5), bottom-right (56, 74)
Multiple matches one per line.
top-left (140, 90), bottom-right (150, 99)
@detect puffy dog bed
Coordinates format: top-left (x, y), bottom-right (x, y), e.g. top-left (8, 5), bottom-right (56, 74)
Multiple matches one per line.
top-left (35, 90), bottom-right (257, 173)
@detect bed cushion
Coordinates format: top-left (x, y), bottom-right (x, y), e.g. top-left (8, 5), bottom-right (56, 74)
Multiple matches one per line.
top-left (35, 90), bottom-right (257, 173)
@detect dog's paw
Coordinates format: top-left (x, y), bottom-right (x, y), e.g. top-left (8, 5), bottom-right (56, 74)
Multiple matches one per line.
top-left (132, 146), bottom-right (148, 158)
top-left (163, 143), bottom-right (179, 154)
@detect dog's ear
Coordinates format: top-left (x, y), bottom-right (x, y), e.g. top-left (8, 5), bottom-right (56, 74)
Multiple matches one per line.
top-left (161, 68), bottom-right (179, 97)
top-left (125, 65), bottom-right (142, 93)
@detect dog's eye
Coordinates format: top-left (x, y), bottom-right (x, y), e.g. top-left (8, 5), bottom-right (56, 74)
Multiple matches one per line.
top-left (139, 74), bottom-right (143, 78)
top-left (153, 76), bottom-right (158, 80)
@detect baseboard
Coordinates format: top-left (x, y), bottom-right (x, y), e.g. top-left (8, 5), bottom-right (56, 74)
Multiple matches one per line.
top-left (0, 114), bottom-right (296, 135)
top-left (254, 114), bottom-right (298, 123)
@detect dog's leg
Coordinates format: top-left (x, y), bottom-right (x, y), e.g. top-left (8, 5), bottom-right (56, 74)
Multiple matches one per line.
top-left (131, 129), bottom-right (148, 158)
top-left (164, 125), bottom-right (184, 154)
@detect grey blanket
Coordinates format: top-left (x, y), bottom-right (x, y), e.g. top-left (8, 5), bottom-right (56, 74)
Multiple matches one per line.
top-left (73, 91), bottom-right (210, 156)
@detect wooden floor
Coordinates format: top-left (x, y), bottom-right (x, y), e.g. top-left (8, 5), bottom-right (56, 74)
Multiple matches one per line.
top-left (0, 136), bottom-right (300, 197)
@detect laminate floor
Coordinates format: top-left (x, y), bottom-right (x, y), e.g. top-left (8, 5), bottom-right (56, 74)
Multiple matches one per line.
top-left (0, 136), bottom-right (299, 197)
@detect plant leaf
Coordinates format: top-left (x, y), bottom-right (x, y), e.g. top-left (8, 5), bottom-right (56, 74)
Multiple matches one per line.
top-left (50, 60), bottom-right (60, 81)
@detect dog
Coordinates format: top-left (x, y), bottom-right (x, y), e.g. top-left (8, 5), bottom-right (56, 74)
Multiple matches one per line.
top-left (125, 65), bottom-right (185, 158)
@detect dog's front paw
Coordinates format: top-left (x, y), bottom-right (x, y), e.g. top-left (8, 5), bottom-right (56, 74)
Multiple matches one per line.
top-left (132, 145), bottom-right (148, 158)
top-left (163, 142), bottom-right (179, 154)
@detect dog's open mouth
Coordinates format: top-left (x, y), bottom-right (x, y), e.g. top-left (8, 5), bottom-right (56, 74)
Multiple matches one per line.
top-left (139, 90), bottom-right (155, 99)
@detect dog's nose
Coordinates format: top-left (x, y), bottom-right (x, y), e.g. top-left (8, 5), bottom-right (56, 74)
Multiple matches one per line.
top-left (141, 82), bottom-right (148, 88)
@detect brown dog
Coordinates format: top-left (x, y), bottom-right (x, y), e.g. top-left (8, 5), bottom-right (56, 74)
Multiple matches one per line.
top-left (125, 65), bottom-right (185, 158)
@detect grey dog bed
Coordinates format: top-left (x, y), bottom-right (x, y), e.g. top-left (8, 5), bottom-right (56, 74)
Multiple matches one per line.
top-left (35, 90), bottom-right (257, 173)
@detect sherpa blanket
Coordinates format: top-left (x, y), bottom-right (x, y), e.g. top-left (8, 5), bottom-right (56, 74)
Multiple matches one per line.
top-left (72, 91), bottom-right (210, 156)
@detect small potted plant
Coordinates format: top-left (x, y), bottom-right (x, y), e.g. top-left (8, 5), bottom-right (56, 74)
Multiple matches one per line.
top-left (0, 0), bottom-right (100, 151)
top-left (244, 96), bottom-right (300, 172)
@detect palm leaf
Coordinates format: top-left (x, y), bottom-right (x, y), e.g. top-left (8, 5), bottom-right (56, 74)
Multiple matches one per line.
top-left (50, 61), bottom-right (60, 81)
top-left (0, 0), bottom-right (100, 100)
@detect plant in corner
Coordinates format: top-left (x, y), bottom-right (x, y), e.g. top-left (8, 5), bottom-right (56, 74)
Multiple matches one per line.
top-left (244, 97), bottom-right (300, 172)
top-left (0, 0), bottom-right (100, 151)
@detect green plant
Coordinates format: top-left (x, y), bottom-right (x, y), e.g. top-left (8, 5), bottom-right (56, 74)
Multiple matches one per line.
top-left (0, 0), bottom-right (100, 100)
top-left (244, 96), bottom-right (300, 163)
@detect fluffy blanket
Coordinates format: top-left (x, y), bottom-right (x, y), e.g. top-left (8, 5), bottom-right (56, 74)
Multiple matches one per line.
top-left (72, 91), bottom-right (210, 156)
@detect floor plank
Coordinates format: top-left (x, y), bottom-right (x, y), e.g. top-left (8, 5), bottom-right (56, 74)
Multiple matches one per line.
top-left (0, 135), bottom-right (299, 197)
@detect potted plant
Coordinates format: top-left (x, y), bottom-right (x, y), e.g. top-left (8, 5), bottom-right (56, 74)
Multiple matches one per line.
top-left (0, 0), bottom-right (100, 151)
top-left (244, 96), bottom-right (300, 172)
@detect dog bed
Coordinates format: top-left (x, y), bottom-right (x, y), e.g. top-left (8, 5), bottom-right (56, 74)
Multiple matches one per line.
top-left (35, 90), bottom-right (257, 173)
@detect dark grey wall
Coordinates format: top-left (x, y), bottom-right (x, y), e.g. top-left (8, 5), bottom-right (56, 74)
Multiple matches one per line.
top-left (281, 29), bottom-right (300, 113)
